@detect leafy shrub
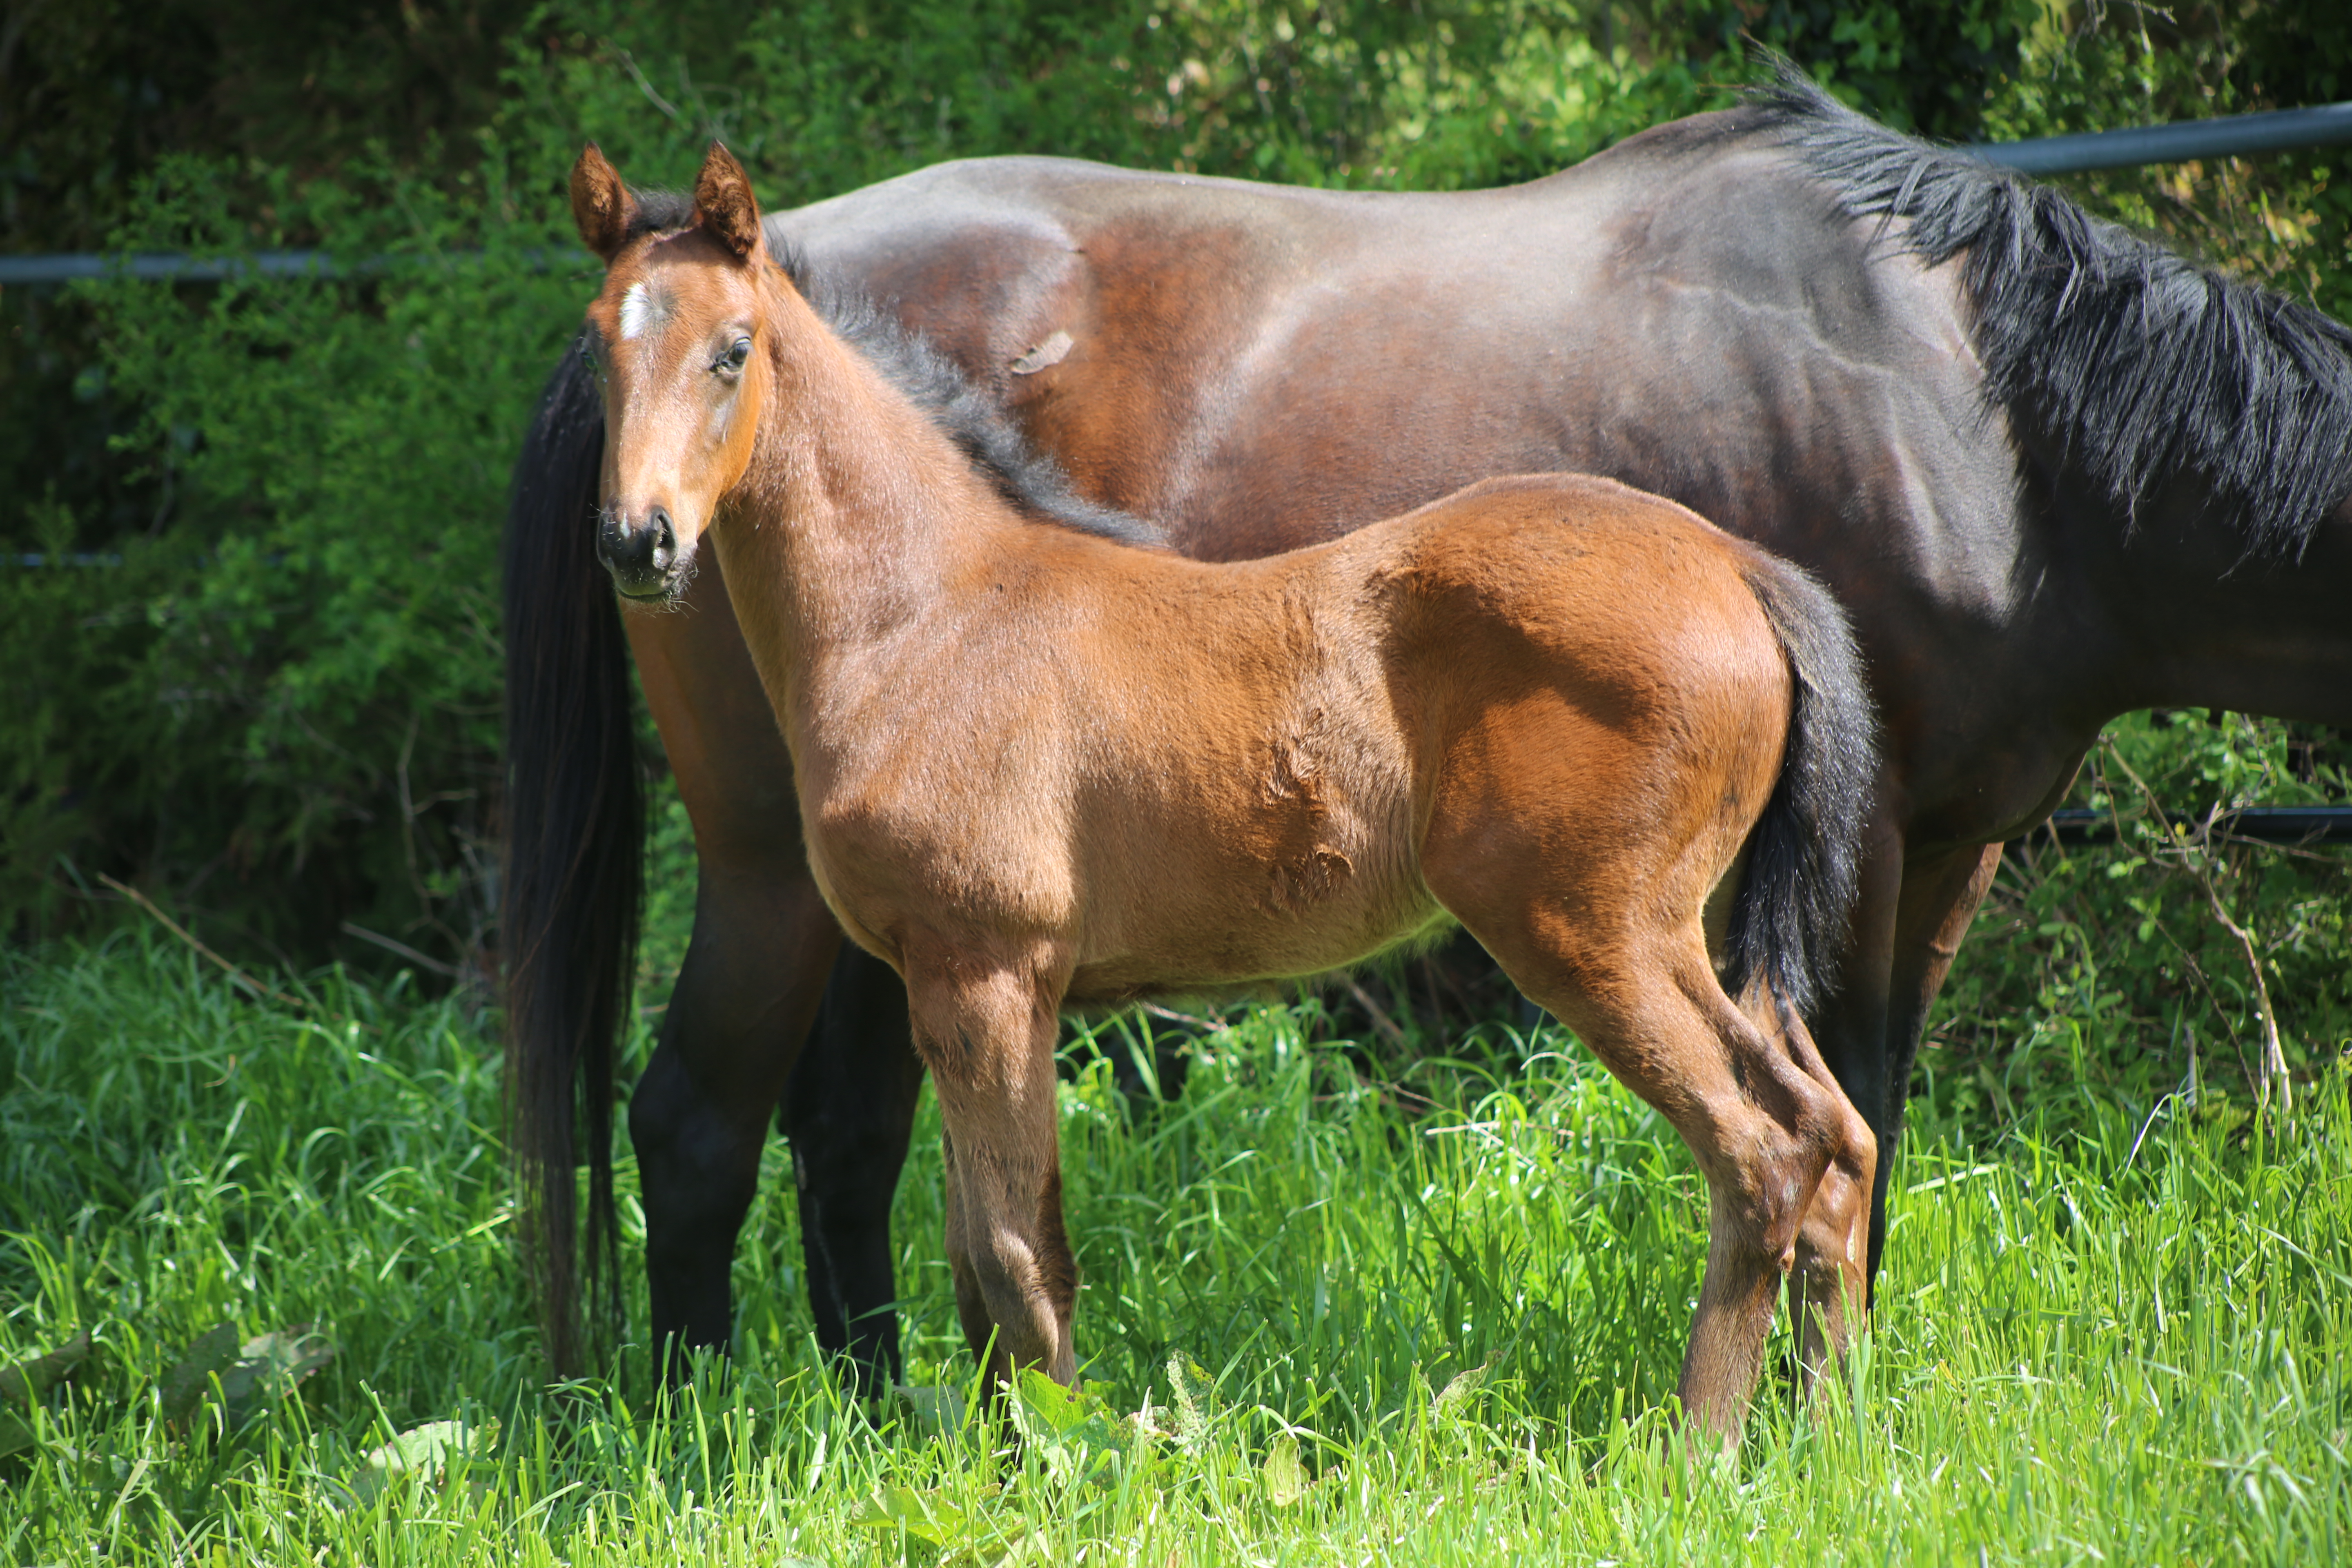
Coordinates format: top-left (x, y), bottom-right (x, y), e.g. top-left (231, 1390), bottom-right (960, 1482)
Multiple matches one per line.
top-left (1929, 712), bottom-right (2351, 1116)
top-left (12, 154), bottom-right (587, 959)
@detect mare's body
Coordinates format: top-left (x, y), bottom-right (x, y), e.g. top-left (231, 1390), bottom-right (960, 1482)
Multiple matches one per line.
top-left (566, 141), bottom-right (1881, 1438)
top-left (503, 78), bottom-right (2352, 1387)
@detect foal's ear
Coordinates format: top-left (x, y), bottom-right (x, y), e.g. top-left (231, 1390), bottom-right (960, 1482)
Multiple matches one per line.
top-left (691, 142), bottom-right (765, 263)
top-left (570, 144), bottom-right (637, 263)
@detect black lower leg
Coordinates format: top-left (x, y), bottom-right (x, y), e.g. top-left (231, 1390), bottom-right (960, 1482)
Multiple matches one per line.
top-left (632, 1045), bottom-right (772, 1384)
top-left (783, 943), bottom-right (927, 1400)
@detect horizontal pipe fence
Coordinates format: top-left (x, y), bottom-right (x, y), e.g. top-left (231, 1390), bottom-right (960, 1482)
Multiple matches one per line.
top-left (3, 96), bottom-right (2350, 288)
top-left (1968, 98), bottom-right (2352, 174)
top-left (2032, 806), bottom-right (2352, 846)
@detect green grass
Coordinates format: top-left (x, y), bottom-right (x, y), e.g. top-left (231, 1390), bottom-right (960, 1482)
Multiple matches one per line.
top-left (3, 933), bottom-right (2348, 1564)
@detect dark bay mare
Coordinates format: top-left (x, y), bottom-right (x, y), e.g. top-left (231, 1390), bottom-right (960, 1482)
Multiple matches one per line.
top-left (566, 138), bottom-right (1880, 1440)
top-left (504, 71), bottom-right (2352, 1390)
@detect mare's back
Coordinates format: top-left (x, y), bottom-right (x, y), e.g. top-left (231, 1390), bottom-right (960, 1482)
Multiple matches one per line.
top-left (769, 116), bottom-right (2018, 585)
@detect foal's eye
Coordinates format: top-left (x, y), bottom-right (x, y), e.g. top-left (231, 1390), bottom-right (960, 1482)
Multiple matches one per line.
top-left (718, 336), bottom-right (752, 373)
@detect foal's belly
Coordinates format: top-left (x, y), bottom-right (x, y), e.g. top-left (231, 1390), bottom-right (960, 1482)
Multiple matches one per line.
top-left (1060, 858), bottom-right (1454, 1006)
top-left (1056, 698), bottom-right (1449, 1002)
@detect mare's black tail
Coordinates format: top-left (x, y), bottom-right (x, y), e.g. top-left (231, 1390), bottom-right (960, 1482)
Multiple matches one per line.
top-left (501, 340), bottom-right (640, 1376)
top-left (1722, 555), bottom-right (1877, 1017)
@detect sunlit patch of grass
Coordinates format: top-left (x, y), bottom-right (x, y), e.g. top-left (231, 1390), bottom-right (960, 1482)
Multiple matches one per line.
top-left (4, 933), bottom-right (2346, 1563)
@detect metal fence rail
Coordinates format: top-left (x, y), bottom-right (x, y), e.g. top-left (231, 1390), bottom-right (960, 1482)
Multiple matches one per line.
top-left (0, 249), bottom-right (340, 285)
top-left (0, 246), bottom-right (578, 286)
top-left (1971, 99), bottom-right (2352, 175)
top-left (2033, 805), bottom-right (2352, 846)
top-left (3, 97), bottom-right (2349, 288)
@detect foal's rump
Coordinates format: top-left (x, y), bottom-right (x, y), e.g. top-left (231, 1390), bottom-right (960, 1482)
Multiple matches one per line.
top-left (1366, 474), bottom-right (1871, 1011)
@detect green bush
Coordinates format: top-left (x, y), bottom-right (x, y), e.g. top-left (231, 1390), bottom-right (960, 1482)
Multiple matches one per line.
top-left (1929, 713), bottom-right (2352, 1114)
top-left (10, 154), bottom-right (586, 959)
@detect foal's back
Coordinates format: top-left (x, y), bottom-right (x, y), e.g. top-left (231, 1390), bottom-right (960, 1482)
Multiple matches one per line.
top-left (842, 472), bottom-right (1794, 1007)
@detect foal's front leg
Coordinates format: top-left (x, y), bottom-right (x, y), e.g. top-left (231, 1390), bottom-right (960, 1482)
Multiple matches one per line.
top-left (904, 948), bottom-right (1078, 1392)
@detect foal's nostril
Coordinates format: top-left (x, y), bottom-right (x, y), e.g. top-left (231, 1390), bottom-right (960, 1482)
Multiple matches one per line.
top-left (595, 507), bottom-right (676, 594)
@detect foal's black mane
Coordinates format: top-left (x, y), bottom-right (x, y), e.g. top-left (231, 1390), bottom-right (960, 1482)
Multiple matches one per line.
top-left (619, 189), bottom-right (1160, 548)
top-left (1751, 68), bottom-right (2352, 556)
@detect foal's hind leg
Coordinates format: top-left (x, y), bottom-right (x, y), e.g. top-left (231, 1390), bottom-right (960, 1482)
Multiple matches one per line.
top-left (1470, 923), bottom-right (1861, 1444)
top-left (1757, 989), bottom-right (1877, 1399)
top-left (902, 944), bottom-right (1079, 1394)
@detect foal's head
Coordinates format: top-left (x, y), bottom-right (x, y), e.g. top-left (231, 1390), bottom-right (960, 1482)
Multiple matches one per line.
top-left (570, 141), bottom-right (778, 603)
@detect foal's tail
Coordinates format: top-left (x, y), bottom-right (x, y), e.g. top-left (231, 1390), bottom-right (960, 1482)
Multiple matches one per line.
top-left (501, 339), bottom-right (641, 1377)
top-left (1722, 554), bottom-right (1878, 1018)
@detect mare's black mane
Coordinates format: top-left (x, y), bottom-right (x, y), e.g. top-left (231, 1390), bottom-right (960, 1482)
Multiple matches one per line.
top-left (619, 189), bottom-right (1160, 548)
top-left (806, 283), bottom-right (1163, 546)
top-left (1751, 67), bottom-right (2352, 555)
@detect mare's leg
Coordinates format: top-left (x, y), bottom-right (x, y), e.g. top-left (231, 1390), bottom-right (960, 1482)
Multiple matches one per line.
top-left (623, 564), bottom-right (838, 1379)
top-left (1772, 991), bottom-right (1879, 1394)
top-left (904, 945), bottom-right (1078, 1392)
top-left (1788, 840), bottom-right (2000, 1379)
top-left (1881, 840), bottom-right (2005, 1156)
top-left (1882, 842), bottom-right (1994, 1086)
top-left (631, 865), bottom-right (840, 1375)
top-left (781, 943), bottom-right (927, 1397)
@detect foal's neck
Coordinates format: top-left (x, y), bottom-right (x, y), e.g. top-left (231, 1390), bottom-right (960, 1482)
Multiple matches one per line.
top-left (715, 276), bottom-right (1021, 676)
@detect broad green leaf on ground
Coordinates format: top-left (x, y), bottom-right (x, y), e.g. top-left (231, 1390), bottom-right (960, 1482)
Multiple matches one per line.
top-left (895, 1381), bottom-right (969, 1439)
top-left (156, 1324), bottom-right (239, 1428)
top-left (1432, 1357), bottom-right (1494, 1418)
top-left (850, 1483), bottom-right (967, 1548)
top-left (1264, 1431), bottom-right (1307, 1507)
top-left (1165, 1352), bottom-right (1217, 1452)
top-left (156, 1323), bottom-right (333, 1430)
top-left (217, 1328), bottom-right (334, 1426)
top-left (1012, 1369), bottom-right (1122, 1487)
top-left (347, 1417), bottom-right (499, 1502)
top-left (0, 1330), bottom-right (91, 1456)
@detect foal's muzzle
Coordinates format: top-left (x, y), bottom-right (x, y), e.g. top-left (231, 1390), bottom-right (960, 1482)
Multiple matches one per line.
top-left (597, 506), bottom-right (679, 599)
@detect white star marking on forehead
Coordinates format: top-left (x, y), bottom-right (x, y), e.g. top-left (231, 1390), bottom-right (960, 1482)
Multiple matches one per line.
top-left (618, 279), bottom-right (671, 341)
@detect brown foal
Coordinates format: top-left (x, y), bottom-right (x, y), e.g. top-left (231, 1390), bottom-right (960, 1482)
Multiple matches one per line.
top-left (567, 142), bottom-right (1880, 1442)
